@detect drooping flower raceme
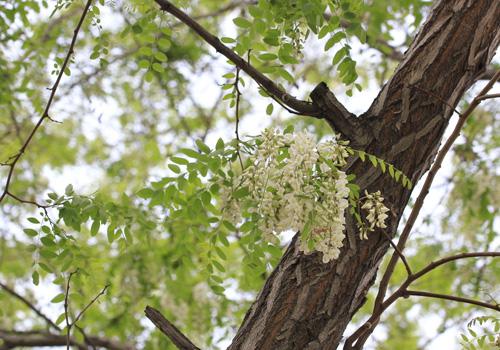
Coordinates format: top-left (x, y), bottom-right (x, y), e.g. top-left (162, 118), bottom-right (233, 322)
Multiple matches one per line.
top-left (220, 128), bottom-right (390, 263)
top-left (359, 190), bottom-right (390, 240)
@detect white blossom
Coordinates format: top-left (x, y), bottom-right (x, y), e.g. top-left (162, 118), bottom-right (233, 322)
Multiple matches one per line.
top-left (220, 128), bottom-right (375, 263)
top-left (359, 190), bottom-right (390, 239)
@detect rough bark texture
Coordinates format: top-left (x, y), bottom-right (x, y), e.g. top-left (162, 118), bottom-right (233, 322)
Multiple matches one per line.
top-left (228, 1), bottom-right (500, 349)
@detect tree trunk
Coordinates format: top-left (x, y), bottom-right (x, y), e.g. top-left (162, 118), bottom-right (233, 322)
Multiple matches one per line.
top-left (228, 1), bottom-right (499, 349)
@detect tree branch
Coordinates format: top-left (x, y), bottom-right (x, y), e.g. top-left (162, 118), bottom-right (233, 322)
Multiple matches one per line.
top-left (0, 281), bottom-right (60, 332)
top-left (154, 0), bottom-right (319, 117)
top-left (0, 0), bottom-right (94, 206)
top-left (403, 290), bottom-right (500, 312)
top-left (310, 82), bottom-right (373, 147)
top-left (410, 252), bottom-right (500, 281)
top-left (63, 271), bottom-right (109, 350)
top-left (0, 330), bottom-right (133, 350)
top-left (380, 230), bottom-right (412, 276)
top-left (73, 284), bottom-right (110, 325)
top-left (345, 251), bottom-right (500, 349)
top-left (144, 306), bottom-right (200, 350)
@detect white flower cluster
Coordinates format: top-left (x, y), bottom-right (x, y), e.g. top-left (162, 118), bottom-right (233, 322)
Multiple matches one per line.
top-left (359, 190), bottom-right (390, 239)
top-left (222, 128), bottom-right (352, 263)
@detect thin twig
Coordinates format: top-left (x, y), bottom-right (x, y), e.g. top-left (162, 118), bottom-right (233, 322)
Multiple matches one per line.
top-left (404, 290), bottom-right (500, 311)
top-left (64, 270), bottom-right (78, 350)
top-left (6, 191), bottom-right (52, 209)
top-left (380, 230), bottom-right (412, 275)
top-left (63, 270), bottom-right (109, 350)
top-left (0, 0), bottom-right (94, 206)
top-left (73, 284), bottom-right (110, 325)
top-left (233, 67), bottom-right (244, 169)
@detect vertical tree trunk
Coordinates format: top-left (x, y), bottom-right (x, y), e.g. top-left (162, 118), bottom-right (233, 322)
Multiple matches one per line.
top-left (228, 1), bottom-right (499, 349)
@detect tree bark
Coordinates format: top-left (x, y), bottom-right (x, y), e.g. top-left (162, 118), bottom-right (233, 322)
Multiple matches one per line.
top-left (228, 1), bottom-right (500, 349)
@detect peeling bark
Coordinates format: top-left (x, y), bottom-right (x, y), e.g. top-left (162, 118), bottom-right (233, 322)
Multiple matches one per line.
top-left (228, 1), bottom-right (499, 349)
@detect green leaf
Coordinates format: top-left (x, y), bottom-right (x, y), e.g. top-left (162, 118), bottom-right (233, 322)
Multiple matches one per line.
top-left (39, 263), bottom-right (53, 273)
top-left (65, 184), bottom-right (74, 196)
top-left (216, 138), bottom-right (225, 150)
top-left (138, 59), bottom-right (150, 69)
top-left (90, 220), bottom-right (100, 236)
top-left (51, 293), bottom-right (66, 303)
top-left (210, 284), bottom-right (225, 294)
top-left (221, 37), bottom-right (236, 43)
top-left (196, 140), bottom-right (211, 154)
top-left (233, 17), bottom-right (252, 28)
top-left (357, 150), bottom-right (366, 161)
top-left (368, 155), bottom-right (378, 168)
top-left (266, 103), bottom-right (274, 115)
top-left (388, 164), bottom-right (395, 178)
top-left (233, 187), bottom-right (250, 199)
top-left (179, 148), bottom-right (202, 159)
top-left (107, 226), bottom-right (116, 243)
top-left (212, 259), bottom-right (226, 272)
top-left (55, 312), bottom-right (66, 325)
top-left (222, 220), bottom-right (237, 232)
top-left (170, 156), bottom-right (189, 165)
top-left (137, 188), bottom-right (154, 199)
top-left (151, 62), bottom-right (164, 73)
top-left (324, 31), bottom-right (345, 51)
top-left (32, 270), bottom-right (39, 285)
top-left (332, 47), bottom-right (348, 65)
top-left (395, 170), bottom-right (402, 182)
top-left (154, 51), bottom-right (167, 62)
top-left (40, 248), bottom-right (58, 259)
top-left (40, 236), bottom-right (56, 247)
top-left (378, 159), bottom-right (386, 173)
top-left (23, 229), bottom-right (38, 237)
top-left (27, 217), bottom-right (40, 224)
top-left (258, 53), bottom-right (277, 61)
top-left (168, 164), bottom-right (181, 174)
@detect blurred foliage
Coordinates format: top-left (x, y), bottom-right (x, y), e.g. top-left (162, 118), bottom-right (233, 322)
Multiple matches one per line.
top-left (0, 0), bottom-right (498, 349)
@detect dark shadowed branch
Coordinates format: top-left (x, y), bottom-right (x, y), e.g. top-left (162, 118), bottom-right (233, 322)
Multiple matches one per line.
top-left (145, 306), bottom-right (201, 350)
top-left (0, 329), bottom-right (133, 350)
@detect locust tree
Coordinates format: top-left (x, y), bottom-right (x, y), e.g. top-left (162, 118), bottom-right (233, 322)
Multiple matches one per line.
top-left (0, 0), bottom-right (499, 349)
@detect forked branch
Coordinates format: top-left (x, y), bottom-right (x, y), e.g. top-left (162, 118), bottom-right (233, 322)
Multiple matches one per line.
top-left (154, 0), bottom-right (369, 144)
top-left (154, 0), bottom-right (318, 116)
top-left (345, 251), bottom-right (500, 349)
